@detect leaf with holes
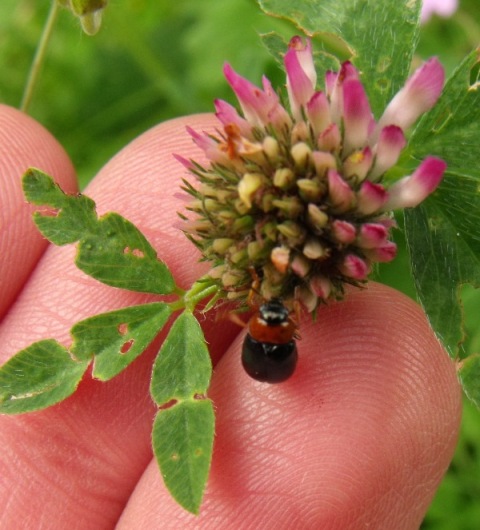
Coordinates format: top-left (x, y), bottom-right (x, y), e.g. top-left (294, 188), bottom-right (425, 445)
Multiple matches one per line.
top-left (403, 50), bottom-right (480, 360)
top-left (71, 302), bottom-right (172, 380)
top-left (259, 0), bottom-right (421, 116)
top-left (150, 311), bottom-right (214, 514)
top-left (0, 340), bottom-right (89, 414)
top-left (152, 400), bottom-right (215, 515)
top-left (23, 168), bottom-right (97, 244)
top-left (75, 212), bottom-right (175, 294)
top-left (23, 169), bottom-right (175, 295)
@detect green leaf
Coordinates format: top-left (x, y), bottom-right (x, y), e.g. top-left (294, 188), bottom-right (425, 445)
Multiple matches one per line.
top-left (0, 340), bottom-right (89, 414)
top-left (23, 168), bottom-right (97, 244)
top-left (150, 311), bottom-right (214, 513)
top-left (23, 169), bottom-right (175, 295)
top-left (404, 50), bottom-right (480, 359)
top-left (258, 0), bottom-right (421, 115)
top-left (152, 399), bottom-right (215, 514)
top-left (150, 311), bottom-right (212, 404)
top-left (75, 212), bottom-right (175, 294)
top-left (458, 356), bottom-right (480, 408)
top-left (71, 302), bottom-right (172, 380)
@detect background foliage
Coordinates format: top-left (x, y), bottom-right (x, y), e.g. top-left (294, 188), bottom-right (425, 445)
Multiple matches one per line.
top-left (1, 0), bottom-right (479, 526)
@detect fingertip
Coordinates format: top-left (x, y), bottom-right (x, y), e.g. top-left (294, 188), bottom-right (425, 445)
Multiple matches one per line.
top-left (119, 283), bottom-right (461, 528)
top-left (210, 282), bottom-right (461, 528)
top-left (0, 105), bottom-right (77, 317)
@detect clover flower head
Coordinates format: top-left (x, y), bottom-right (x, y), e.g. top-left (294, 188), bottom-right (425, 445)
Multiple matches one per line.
top-left (179, 36), bottom-right (446, 312)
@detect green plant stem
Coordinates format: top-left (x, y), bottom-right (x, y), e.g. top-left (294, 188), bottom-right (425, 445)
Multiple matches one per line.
top-left (168, 277), bottom-right (219, 313)
top-left (20, 1), bottom-right (60, 113)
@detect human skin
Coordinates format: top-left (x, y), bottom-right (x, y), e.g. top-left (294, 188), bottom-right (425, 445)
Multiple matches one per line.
top-left (0, 105), bottom-right (462, 529)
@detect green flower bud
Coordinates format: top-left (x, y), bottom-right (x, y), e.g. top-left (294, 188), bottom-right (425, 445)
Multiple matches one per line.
top-left (303, 238), bottom-right (330, 260)
top-left (273, 168), bottom-right (295, 190)
top-left (297, 178), bottom-right (325, 202)
top-left (307, 204), bottom-right (329, 229)
top-left (62, 0), bottom-right (107, 35)
top-left (262, 136), bottom-right (280, 162)
top-left (277, 221), bottom-right (306, 245)
top-left (70, 0), bottom-right (107, 16)
top-left (212, 238), bottom-right (235, 255)
top-left (291, 142), bottom-right (312, 171)
top-left (238, 172), bottom-right (263, 209)
top-left (272, 197), bottom-right (304, 218)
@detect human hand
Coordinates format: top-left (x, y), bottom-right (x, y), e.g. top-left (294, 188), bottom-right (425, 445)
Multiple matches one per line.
top-left (0, 104), bottom-right (461, 529)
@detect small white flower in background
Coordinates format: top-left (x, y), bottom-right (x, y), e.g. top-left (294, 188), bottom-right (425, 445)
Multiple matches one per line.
top-left (421, 0), bottom-right (459, 23)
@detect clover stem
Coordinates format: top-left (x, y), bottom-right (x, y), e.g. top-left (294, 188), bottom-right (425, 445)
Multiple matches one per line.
top-left (168, 277), bottom-right (219, 314)
top-left (20, 1), bottom-right (60, 113)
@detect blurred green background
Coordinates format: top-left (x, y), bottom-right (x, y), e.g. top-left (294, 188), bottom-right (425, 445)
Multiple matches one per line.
top-left (1, 1), bottom-right (480, 527)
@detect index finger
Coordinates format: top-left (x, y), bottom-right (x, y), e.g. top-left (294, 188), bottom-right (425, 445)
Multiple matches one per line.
top-left (0, 105), bottom-right (77, 319)
top-left (0, 113), bottom-right (239, 528)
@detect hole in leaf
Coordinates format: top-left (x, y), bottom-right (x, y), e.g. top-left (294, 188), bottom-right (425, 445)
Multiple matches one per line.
top-left (37, 207), bottom-right (61, 217)
top-left (375, 77), bottom-right (391, 94)
top-left (159, 399), bottom-right (178, 410)
top-left (123, 247), bottom-right (145, 258)
top-left (120, 339), bottom-right (134, 354)
top-left (118, 323), bottom-right (128, 335)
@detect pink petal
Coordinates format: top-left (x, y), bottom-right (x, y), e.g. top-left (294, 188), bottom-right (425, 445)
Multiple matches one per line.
top-left (312, 151), bottom-right (337, 176)
top-left (343, 147), bottom-right (373, 182)
top-left (364, 241), bottom-right (397, 263)
top-left (356, 181), bottom-right (388, 215)
top-left (326, 62), bottom-right (360, 123)
top-left (376, 58), bottom-right (445, 134)
top-left (262, 76), bottom-right (292, 129)
top-left (310, 275), bottom-right (332, 300)
top-left (291, 253), bottom-right (311, 278)
top-left (306, 91), bottom-right (331, 136)
top-left (357, 223), bottom-right (389, 248)
top-left (223, 63), bottom-right (291, 129)
top-left (173, 153), bottom-right (194, 171)
top-left (375, 215), bottom-right (397, 229)
top-left (342, 80), bottom-right (375, 153)
top-left (328, 169), bottom-right (355, 212)
top-left (288, 37), bottom-right (317, 85)
top-left (384, 156), bottom-right (447, 209)
top-left (285, 36), bottom-right (316, 120)
top-left (331, 220), bottom-right (356, 244)
top-left (318, 123), bottom-right (341, 153)
top-left (369, 125), bottom-right (406, 180)
top-left (173, 191), bottom-right (191, 202)
top-left (295, 284), bottom-right (318, 313)
top-left (214, 99), bottom-right (252, 137)
top-left (186, 126), bottom-right (229, 165)
top-left (339, 254), bottom-right (369, 280)
top-left (324, 70), bottom-right (338, 98)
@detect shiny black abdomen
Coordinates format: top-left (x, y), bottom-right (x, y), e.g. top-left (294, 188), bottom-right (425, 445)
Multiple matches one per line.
top-left (241, 334), bottom-right (298, 383)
